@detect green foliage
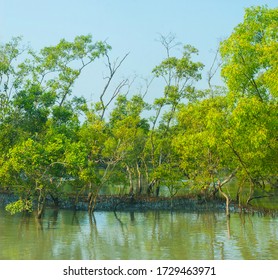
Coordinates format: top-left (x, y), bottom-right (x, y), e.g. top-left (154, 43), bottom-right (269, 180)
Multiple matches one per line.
top-left (5, 199), bottom-right (33, 215)
top-left (174, 96), bottom-right (230, 194)
top-left (220, 6), bottom-right (278, 101)
top-left (0, 35), bottom-right (110, 217)
top-left (218, 6), bottom-right (277, 203)
top-left (0, 6), bottom-right (277, 216)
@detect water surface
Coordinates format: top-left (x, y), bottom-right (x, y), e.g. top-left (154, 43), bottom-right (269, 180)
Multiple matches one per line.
top-left (0, 208), bottom-right (277, 260)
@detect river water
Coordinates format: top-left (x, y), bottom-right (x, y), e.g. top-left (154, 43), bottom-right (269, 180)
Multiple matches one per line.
top-left (0, 208), bottom-right (277, 260)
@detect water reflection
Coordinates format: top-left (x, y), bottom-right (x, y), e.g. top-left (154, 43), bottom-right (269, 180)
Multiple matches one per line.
top-left (0, 208), bottom-right (277, 260)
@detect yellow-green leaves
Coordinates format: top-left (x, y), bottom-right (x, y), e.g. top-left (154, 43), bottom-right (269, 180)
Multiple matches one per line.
top-left (5, 199), bottom-right (33, 215)
top-left (0, 12), bottom-right (277, 214)
top-left (220, 6), bottom-right (278, 101)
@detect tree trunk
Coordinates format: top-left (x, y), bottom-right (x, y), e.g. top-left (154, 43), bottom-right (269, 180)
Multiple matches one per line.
top-left (155, 185), bottom-right (160, 197)
top-left (147, 179), bottom-right (156, 196)
top-left (88, 192), bottom-right (97, 214)
top-left (136, 162), bottom-right (142, 195)
top-left (126, 165), bottom-right (133, 195)
top-left (246, 182), bottom-right (255, 205)
top-left (236, 185), bottom-right (243, 207)
top-left (219, 184), bottom-right (230, 218)
top-left (37, 191), bottom-right (46, 219)
top-left (216, 170), bottom-right (237, 218)
top-left (88, 187), bottom-right (101, 214)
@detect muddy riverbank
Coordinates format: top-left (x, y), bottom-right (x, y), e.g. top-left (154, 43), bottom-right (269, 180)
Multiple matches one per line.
top-left (0, 191), bottom-right (228, 211)
top-left (1, 191), bottom-right (277, 216)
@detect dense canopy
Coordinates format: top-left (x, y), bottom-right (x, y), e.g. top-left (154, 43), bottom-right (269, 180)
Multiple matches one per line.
top-left (0, 6), bottom-right (277, 218)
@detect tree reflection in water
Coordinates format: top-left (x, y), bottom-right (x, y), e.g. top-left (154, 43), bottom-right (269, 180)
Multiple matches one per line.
top-left (0, 209), bottom-right (277, 259)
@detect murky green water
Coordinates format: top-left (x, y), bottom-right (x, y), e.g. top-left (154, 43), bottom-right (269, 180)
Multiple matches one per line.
top-left (0, 208), bottom-right (277, 260)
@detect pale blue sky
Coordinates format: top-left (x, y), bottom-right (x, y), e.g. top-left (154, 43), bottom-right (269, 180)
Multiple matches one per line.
top-left (1, 0), bottom-right (276, 103)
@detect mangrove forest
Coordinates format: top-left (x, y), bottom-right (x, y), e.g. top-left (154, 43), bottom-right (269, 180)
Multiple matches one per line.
top-left (0, 6), bottom-right (277, 219)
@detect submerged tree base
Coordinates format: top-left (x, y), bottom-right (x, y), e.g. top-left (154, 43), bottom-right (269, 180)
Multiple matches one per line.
top-left (1, 191), bottom-right (277, 217)
top-left (70, 195), bottom-right (228, 212)
top-left (1, 188), bottom-right (278, 219)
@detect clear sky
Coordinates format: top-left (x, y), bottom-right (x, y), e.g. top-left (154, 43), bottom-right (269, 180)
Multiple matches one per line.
top-left (1, 0), bottom-right (277, 103)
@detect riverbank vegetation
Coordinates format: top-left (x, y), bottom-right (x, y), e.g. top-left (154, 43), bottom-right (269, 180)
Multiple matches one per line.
top-left (0, 6), bottom-right (277, 218)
